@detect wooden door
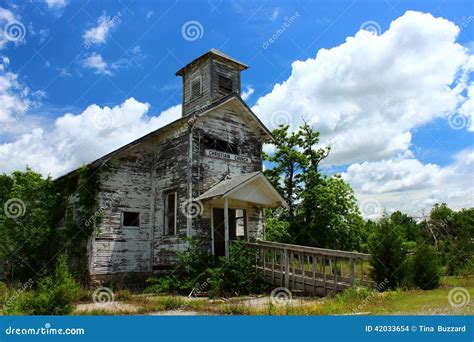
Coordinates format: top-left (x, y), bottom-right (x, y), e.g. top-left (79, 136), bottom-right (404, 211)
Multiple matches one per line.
top-left (213, 208), bottom-right (236, 258)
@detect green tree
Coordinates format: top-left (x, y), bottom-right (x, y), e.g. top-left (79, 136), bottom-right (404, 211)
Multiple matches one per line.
top-left (264, 123), bottom-right (364, 251)
top-left (445, 208), bottom-right (474, 275)
top-left (368, 217), bottom-right (407, 289)
top-left (411, 243), bottom-right (441, 290)
top-left (390, 211), bottom-right (419, 242)
top-left (0, 168), bottom-right (60, 282)
top-left (264, 212), bottom-right (291, 243)
top-left (263, 125), bottom-right (305, 220)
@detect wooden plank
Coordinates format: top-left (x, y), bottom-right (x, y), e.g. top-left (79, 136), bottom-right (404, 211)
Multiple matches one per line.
top-left (350, 258), bottom-right (355, 284)
top-left (251, 240), bottom-right (371, 260)
top-left (271, 249), bottom-right (275, 285)
top-left (224, 197), bottom-right (229, 257)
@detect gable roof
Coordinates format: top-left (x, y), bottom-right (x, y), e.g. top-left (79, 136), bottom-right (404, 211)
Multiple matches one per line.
top-left (196, 171), bottom-right (288, 208)
top-left (176, 49), bottom-right (248, 76)
top-left (55, 93), bottom-right (273, 181)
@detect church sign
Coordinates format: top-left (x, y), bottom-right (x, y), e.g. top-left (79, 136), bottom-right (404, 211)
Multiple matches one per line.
top-left (205, 149), bottom-right (251, 163)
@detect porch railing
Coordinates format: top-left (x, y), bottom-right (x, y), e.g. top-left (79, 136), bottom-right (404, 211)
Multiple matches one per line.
top-left (246, 240), bottom-right (372, 295)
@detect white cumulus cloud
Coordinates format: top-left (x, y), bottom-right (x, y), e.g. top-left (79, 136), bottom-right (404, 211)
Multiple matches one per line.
top-left (252, 11), bottom-right (472, 166)
top-left (0, 98), bottom-right (182, 177)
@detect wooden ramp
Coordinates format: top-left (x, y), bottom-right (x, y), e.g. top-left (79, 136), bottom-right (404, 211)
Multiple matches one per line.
top-left (247, 240), bottom-right (372, 296)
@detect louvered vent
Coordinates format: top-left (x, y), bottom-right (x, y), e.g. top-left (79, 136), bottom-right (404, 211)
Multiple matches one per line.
top-left (190, 77), bottom-right (202, 100)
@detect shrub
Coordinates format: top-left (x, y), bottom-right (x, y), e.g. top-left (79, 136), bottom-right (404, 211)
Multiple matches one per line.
top-left (368, 218), bottom-right (407, 289)
top-left (411, 243), bottom-right (441, 290)
top-left (209, 241), bottom-right (263, 297)
top-left (144, 238), bottom-right (213, 294)
top-left (9, 254), bottom-right (79, 315)
top-left (144, 275), bottom-right (182, 294)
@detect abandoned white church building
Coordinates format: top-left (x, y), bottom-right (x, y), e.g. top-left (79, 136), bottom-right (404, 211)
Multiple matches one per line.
top-left (58, 49), bottom-right (287, 282)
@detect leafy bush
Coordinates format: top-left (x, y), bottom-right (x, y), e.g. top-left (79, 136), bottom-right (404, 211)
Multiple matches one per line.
top-left (0, 169), bottom-right (61, 282)
top-left (144, 238), bottom-right (213, 294)
top-left (411, 243), bottom-right (441, 290)
top-left (7, 254), bottom-right (79, 315)
top-left (368, 218), bottom-right (407, 289)
top-left (208, 241), bottom-right (263, 297)
top-left (144, 275), bottom-right (182, 294)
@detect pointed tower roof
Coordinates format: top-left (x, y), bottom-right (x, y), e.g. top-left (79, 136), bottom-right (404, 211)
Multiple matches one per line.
top-left (175, 48), bottom-right (248, 76)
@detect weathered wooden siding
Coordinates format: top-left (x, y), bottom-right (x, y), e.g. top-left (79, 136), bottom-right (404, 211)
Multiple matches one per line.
top-left (91, 123), bottom-right (191, 274)
top-left (151, 127), bottom-right (189, 268)
top-left (183, 59), bottom-right (211, 116)
top-left (191, 105), bottom-right (265, 241)
top-left (193, 107), bottom-right (263, 193)
top-left (92, 146), bottom-right (153, 275)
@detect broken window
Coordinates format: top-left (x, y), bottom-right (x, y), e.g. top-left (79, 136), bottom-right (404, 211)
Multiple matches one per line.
top-left (122, 211), bottom-right (140, 227)
top-left (190, 77), bottom-right (202, 100)
top-left (218, 75), bottom-right (233, 93)
top-left (164, 192), bottom-right (177, 236)
top-left (203, 136), bottom-right (238, 154)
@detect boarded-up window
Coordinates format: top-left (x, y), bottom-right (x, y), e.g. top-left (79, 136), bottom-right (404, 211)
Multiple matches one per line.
top-left (190, 77), bottom-right (202, 100)
top-left (123, 211), bottom-right (140, 227)
top-left (218, 75), bottom-right (233, 93)
top-left (164, 192), bottom-right (177, 236)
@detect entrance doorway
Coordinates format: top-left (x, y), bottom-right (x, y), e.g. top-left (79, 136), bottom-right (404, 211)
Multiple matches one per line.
top-left (212, 208), bottom-right (247, 258)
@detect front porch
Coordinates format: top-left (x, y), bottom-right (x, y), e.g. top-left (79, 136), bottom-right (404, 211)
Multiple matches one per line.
top-left (197, 171), bottom-right (288, 258)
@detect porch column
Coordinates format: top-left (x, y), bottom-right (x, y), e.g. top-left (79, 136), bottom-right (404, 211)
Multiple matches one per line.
top-left (224, 197), bottom-right (229, 258)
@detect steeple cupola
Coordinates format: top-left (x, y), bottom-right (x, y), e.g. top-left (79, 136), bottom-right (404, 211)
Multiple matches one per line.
top-left (175, 49), bottom-right (248, 117)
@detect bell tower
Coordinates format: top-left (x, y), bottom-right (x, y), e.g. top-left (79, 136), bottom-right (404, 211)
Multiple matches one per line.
top-left (176, 49), bottom-right (248, 117)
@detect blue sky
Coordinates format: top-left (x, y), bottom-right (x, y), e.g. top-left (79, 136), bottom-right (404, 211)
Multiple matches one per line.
top-left (0, 0), bottom-right (473, 217)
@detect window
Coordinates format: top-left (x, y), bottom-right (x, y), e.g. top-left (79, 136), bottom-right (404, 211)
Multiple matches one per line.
top-left (235, 209), bottom-right (246, 238)
top-left (164, 192), bottom-right (177, 236)
top-left (218, 75), bottom-right (233, 93)
top-left (190, 77), bottom-right (202, 100)
top-left (203, 136), bottom-right (238, 154)
top-left (122, 211), bottom-right (140, 227)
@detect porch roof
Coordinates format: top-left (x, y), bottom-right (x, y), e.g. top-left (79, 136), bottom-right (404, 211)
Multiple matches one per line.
top-left (196, 171), bottom-right (288, 208)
